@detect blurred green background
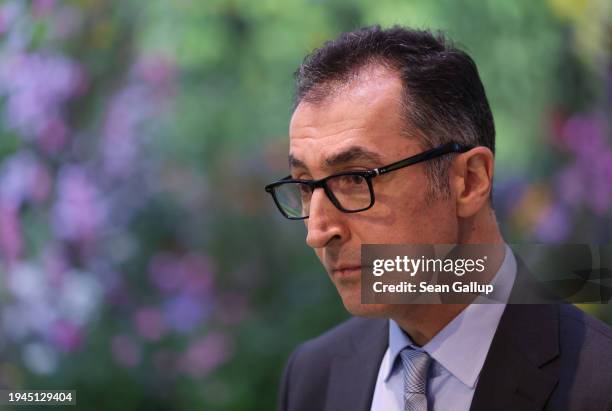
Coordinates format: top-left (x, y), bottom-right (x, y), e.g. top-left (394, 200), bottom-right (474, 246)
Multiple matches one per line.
top-left (0, 0), bottom-right (610, 410)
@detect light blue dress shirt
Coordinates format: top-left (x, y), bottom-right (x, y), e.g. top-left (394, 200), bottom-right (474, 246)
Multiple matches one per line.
top-left (370, 245), bottom-right (517, 411)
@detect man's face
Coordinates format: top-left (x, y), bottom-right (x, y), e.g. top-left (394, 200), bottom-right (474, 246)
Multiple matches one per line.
top-left (289, 66), bottom-right (460, 316)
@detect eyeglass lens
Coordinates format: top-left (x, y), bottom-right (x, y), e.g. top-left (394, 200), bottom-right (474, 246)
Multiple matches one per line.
top-left (274, 174), bottom-right (371, 218)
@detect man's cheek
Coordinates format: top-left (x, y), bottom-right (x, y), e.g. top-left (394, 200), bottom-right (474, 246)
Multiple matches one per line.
top-left (314, 249), bottom-right (326, 267)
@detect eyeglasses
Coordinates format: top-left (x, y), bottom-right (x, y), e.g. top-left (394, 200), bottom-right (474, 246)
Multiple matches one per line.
top-left (264, 142), bottom-right (474, 220)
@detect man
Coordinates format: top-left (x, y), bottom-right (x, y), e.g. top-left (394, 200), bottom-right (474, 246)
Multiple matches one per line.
top-left (265, 25), bottom-right (612, 410)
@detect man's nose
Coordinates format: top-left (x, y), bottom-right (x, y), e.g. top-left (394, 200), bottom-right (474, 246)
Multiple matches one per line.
top-left (305, 188), bottom-right (346, 249)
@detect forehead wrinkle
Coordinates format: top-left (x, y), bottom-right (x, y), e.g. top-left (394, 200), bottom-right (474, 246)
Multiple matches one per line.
top-left (288, 145), bottom-right (383, 173)
top-left (288, 153), bottom-right (307, 170)
top-left (324, 146), bottom-right (383, 167)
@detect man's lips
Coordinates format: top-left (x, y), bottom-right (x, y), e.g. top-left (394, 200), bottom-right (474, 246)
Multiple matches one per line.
top-left (331, 265), bottom-right (362, 277)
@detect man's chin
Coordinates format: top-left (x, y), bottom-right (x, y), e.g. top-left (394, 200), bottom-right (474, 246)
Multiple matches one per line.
top-left (341, 298), bottom-right (393, 318)
top-left (334, 281), bottom-right (395, 317)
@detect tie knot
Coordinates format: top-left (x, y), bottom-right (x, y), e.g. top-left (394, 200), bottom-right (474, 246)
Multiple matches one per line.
top-left (399, 347), bottom-right (431, 395)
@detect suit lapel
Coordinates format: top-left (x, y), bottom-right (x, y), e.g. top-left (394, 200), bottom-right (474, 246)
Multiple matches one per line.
top-left (470, 257), bottom-right (561, 411)
top-left (322, 258), bottom-right (561, 411)
top-left (325, 319), bottom-right (388, 411)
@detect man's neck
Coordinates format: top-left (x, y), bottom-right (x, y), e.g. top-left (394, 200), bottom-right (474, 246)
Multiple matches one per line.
top-left (392, 212), bottom-right (505, 346)
top-left (391, 304), bottom-right (469, 346)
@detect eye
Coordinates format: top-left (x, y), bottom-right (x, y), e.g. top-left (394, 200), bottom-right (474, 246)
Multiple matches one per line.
top-left (331, 174), bottom-right (367, 192)
top-left (341, 175), bottom-right (365, 185)
top-left (298, 184), bottom-right (312, 194)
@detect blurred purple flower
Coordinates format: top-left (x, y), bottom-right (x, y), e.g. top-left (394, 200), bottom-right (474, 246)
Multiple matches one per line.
top-left (534, 202), bottom-right (571, 242)
top-left (101, 85), bottom-right (149, 178)
top-left (149, 252), bottom-right (214, 297)
top-left (149, 252), bottom-right (183, 293)
top-left (41, 244), bottom-right (69, 283)
top-left (608, 66), bottom-right (612, 102)
top-left (0, 6), bottom-right (9, 35)
top-left (111, 335), bottom-right (141, 368)
top-left (29, 161), bottom-right (53, 204)
top-left (2, 262), bottom-right (101, 351)
top-left (31, 0), bottom-right (55, 19)
top-left (163, 294), bottom-right (207, 333)
top-left (587, 150), bottom-right (612, 215)
top-left (49, 320), bottom-right (82, 352)
top-left (52, 165), bottom-right (108, 244)
top-left (0, 151), bottom-right (52, 208)
top-left (181, 254), bottom-right (214, 297)
top-left (0, 1), bottom-right (20, 36)
top-left (178, 332), bottom-right (232, 378)
top-left (559, 112), bottom-right (607, 159)
top-left (38, 116), bottom-right (68, 155)
top-left (556, 149), bottom-right (612, 215)
top-left (492, 176), bottom-right (529, 215)
top-left (133, 307), bottom-right (167, 341)
top-left (136, 54), bottom-right (176, 92)
top-left (556, 163), bottom-right (585, 208)
top-left (0, 205), bottom-right (22, 268)
top-left (100, 55), bottom-right (175, 178)
top-left (0, 52), bottom-right (85, 149)
top-left (6, 263), bottom-right (46, 303)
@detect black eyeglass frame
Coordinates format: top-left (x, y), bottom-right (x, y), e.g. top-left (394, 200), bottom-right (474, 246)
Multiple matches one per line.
top-left (264, 142), bottom-right (475, 220)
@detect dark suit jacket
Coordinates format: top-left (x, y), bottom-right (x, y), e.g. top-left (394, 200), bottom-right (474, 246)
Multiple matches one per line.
top-left (278, 264), bottom-right (612, 410)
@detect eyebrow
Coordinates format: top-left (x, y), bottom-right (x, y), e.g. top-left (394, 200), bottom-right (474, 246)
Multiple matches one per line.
top-left (288, 146), bottom-right (384, 171)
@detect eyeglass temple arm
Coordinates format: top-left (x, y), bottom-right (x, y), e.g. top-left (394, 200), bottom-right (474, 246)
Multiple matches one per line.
top-left (373, 142), bottom-right (474, 176)
top-left (264, 175), bottom-right (293, 192)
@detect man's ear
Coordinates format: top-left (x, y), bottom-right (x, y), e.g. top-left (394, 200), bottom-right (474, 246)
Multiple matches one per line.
top-left (451, 147), bottom-right (494, 218)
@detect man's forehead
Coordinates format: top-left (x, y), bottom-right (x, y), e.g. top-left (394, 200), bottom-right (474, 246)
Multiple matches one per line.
top-left (287, 66), bottom-right (413, 172)
top-left (288, 145), bottom-right (384, 170)
top-left (289, 65), bottom-right (405, 138)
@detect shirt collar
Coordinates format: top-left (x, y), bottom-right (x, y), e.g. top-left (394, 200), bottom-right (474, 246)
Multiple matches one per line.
top-left (384, 244), bottom-right (517, 388)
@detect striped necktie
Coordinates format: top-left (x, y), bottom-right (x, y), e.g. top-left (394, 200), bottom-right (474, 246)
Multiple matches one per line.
top-left (399, 347), bottom-right (432, 411)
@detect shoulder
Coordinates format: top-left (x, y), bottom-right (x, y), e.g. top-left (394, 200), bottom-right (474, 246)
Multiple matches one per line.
top-left (277, 317), bottom-right (386, 411)
top-left (554, 304), bottom-right (612, 408)
top-left (557, 304), bottom-right (612, 366)
top-left (558, 304), bottom-right (612, 351)
top-left (290, 316), bottom-right (387, 364)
